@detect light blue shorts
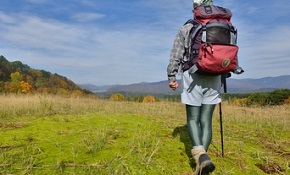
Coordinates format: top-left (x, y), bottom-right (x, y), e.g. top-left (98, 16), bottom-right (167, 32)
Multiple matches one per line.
top-left (181, 72), bottom-right (222, 106)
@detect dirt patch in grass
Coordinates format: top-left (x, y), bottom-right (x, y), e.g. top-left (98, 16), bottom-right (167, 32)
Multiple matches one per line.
top-left (255, 163), bottom-right (284, 174)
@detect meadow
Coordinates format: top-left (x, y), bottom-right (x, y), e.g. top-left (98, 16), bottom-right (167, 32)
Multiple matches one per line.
top-left (0, 94), bottom-right (289, 175)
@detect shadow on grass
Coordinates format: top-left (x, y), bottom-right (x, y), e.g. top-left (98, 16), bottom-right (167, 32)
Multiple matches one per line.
top-left (172, 125), bottom-right (195, 169)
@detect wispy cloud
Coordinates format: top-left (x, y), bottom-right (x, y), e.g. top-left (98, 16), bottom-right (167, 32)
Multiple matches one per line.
top-left (0, 10), bottom-right (173, 84)
top-left (1, 14), bottom-right (84, 51)
top-left (0, 12), bottom-right (17, 23)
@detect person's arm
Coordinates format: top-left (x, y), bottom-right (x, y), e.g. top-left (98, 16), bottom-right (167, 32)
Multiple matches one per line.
top-left (167, 24), bottom-right (191, 90)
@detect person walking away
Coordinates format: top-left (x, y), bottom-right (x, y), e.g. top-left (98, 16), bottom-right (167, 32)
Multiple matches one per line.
top-left (167, 0), bottom-right (219, 174)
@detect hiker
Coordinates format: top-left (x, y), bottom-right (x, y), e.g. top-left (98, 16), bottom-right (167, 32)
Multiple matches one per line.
top-left (167, 0), bottom-right (221, 174)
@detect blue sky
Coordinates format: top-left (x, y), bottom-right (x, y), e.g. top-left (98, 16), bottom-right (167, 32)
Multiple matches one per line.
top-left (1, 0), bottom-right (290, 85)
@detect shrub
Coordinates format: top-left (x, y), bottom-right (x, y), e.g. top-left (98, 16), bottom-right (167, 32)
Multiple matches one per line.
top-left (110, 93), bottom-right (125, 101)
top-left (245, 89), bottom-right (290, 106)
top-left (142, 95), bottom-right (156, 103)
top-left (267, 89), bottom-right (290, 105)
top-left (247, 93), bottom-right (269, 106)
top-left (232, 98), bottom-right (248, 107)
top-left (284, 97), bottom-right (290, 104)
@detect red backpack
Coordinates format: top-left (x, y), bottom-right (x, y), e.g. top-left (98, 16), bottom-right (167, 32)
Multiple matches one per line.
top-left (182, 5), bottom-right (238, 75)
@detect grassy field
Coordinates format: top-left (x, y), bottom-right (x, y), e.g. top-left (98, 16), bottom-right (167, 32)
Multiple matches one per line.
top-left (0, 94), bottom-right (289, 175)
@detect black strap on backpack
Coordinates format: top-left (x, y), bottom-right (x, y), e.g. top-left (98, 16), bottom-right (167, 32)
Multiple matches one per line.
top-left (182, 20), bottom-right (202, 72)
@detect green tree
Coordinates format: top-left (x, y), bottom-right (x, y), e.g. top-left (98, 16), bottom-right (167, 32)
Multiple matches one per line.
top-left (0, 55), bottom-right (12, 81)
top-left (10, 71), bottom-right (23, 83)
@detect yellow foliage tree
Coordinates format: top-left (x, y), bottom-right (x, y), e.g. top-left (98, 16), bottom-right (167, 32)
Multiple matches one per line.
top-left (143, 95), bottom-right (156, 103)
top-left (20, 81), bottom-right (33, 94)
top-left (110, 93), bottom-right (125, 101)
top-left (5, 72), bottom-right (23, 93)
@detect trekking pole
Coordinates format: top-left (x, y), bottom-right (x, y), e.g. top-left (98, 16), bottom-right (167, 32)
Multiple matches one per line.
top-left (219, 102), bottom-right (224, 157)
top-left (220, 74), bottom-right (228, 157)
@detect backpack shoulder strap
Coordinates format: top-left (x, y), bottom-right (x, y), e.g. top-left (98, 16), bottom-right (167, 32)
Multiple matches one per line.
top-left (184, 19), bottom-right (199, 26)
top-left (183, 19), bottom-right (201, 50)
top-left (187, 20), bottom-right (203, 51)
top-left (183, 19), bottom-right (202, 43)
top-left (181, 19), bottom-right (203, 66)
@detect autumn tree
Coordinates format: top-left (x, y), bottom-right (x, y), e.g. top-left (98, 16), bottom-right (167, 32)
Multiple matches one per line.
top-left (5, 72), bottom-right (22, 93)
top-left (20, 81), bottom-right (32, 93)
top-left (5, 72), bottom-right (33, 93)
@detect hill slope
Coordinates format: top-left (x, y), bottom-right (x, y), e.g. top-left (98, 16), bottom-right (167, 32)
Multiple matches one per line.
top-left (0, 55), bottom-right (88, 94)
top-left (227, 75), bottom-right (290, 92)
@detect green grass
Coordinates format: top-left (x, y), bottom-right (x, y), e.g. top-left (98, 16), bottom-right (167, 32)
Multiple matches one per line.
top-left (0, 94), bottom-right (289, 174)
top-left (0, 114), bottom-right (189, 174)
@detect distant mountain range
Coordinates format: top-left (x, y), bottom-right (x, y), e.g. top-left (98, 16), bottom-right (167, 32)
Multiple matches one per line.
top-left (80, 75), bottom-right (290, 95)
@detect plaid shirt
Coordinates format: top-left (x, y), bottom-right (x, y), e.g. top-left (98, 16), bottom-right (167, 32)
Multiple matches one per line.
top-left (167, 22), bottom-right (193, 82)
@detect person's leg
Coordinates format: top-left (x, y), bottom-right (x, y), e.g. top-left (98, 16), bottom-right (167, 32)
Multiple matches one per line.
top-left (186, 104), bottom-right (202, 146)
top-left (194, 104), bottom-right (216, 174)
top-left (200, 104), bottom-right (216, 151)
top-left (187, 104), bottom-right (216, 175)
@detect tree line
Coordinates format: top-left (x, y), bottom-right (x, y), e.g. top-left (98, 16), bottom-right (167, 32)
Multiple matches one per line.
top-left (0, 55), bottom-right (91, 96)
top-left (106, 89), bottom-right (290, 106)
top-left (224, 89), bottom-right (290, 106)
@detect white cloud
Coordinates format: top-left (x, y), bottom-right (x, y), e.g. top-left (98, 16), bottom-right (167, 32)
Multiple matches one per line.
top-left (0, 11), bottom-right (173, 84)
top-left (1, 14), bottom-right (86, 51)
top-left (0, 12), bottom-right (17, 23)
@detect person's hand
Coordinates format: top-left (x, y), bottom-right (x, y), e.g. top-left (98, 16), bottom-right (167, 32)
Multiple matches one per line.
top-left (169, 81), bottom-right (179, 91)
